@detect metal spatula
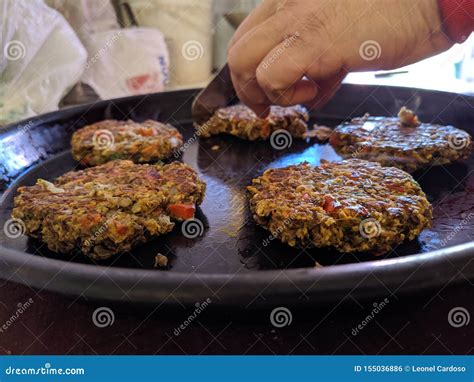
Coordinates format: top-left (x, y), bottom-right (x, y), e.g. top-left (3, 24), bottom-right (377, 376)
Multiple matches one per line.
top-left (191, 64), bottom-right (238, 124)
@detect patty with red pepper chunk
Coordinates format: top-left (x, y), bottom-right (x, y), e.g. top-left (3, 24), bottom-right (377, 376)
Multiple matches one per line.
top-left (12, 160), bottom-right (206, 260)
top-left (195, 104), bottom-right (309, 140)
top-left (71, 119), bottom-right (183, 166)
top-left (330, 108), bottom-right (472, 172)
top-left (247, 159), bottom-right (432, 254)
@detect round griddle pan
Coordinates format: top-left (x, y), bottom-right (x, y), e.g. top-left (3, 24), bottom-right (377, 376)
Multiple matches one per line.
top-left (0, 84), bottom-right (473, 307)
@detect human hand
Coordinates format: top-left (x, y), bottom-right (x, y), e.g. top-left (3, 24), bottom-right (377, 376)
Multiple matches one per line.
top-left (228, 0), bottom-right (452, 116)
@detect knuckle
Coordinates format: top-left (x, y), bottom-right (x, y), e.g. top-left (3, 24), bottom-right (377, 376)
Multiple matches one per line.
top-left (256, 68), bottom-right (288, 99)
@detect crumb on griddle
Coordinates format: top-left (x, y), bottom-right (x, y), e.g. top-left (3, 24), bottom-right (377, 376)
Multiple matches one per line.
top-left (397, 106), bottom-right (421, 127)
top-left (154, 253), bottom-right (169, 268)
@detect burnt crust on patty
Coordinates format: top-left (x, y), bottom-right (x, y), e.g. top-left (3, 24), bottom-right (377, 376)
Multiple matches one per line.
top-left (330, 111), bottom-right (472, 172)
top-left (195, 104), bottom-right (309, 140)
top-left (12, 160), bottom-right (206, 260)
top-left (71, 119), bottom-right (184, 166)
top-left (247, 159), bottom-right (432, 254)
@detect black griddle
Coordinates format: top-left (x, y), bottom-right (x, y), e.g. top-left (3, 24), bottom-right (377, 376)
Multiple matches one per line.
top-left (0, 84), bottom-right (473, 307)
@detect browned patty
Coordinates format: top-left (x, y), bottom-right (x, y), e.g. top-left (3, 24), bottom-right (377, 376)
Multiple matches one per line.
top-left (12, 160), bottom-right (206, 260)
top-left (330, 110), bottom-right (472, 172)
top-left (195, 104), bottom-right (309, 140)
top-left (71, 119), bottom-right (183, 166)
top-left (248, 159), bottom-right (432, 254)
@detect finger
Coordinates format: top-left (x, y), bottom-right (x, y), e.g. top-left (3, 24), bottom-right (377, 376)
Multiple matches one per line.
top-left (304, 69), bottom-right (347, 111)
top-left (230, 71), bottom-right (271, 118)
top-left (228, 12), bottom-right (295, 114)
top-left (228, 12), bottom-right (293, 84)
top-left (227, 0), bottom-right (276, 51)
top-left (256, 39), bottom-right (343, 105)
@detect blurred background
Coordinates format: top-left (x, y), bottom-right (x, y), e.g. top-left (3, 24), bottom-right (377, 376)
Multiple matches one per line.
top-left (1, 0), bottom-right (473, 126)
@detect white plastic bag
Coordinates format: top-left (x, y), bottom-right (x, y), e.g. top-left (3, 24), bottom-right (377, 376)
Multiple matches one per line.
top-left (81, 28), bottom-right (170, 100)
top-left (0, 0), bottom-right (87, 125)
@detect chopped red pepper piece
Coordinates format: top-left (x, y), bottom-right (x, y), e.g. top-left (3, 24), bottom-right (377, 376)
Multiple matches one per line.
top-left (387, 184), bottom-right (405, 193)
top-left (322, 195), bottom-right (335, 212)
top-left (168, 204), bottom-right (196, 219)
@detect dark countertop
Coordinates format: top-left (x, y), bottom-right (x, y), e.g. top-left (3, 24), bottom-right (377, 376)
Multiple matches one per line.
top-left (0, 279), bottom-right (472, 355)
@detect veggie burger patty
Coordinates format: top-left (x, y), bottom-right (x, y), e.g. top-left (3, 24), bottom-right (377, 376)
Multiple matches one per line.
top-left (195, 104), bottom-right (309, 140)
top-left (12, 160), bottom-right (206, 260)
top-left (247, 159), bottom-right (432, 254)
top-left (330, 107), bottom-right (472, 172)
top-left (71, 119), bottom-right (183, 166)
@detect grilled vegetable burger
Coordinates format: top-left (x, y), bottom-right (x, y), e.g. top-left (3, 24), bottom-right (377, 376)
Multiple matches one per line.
top-left (247, 159), bottom-right (432, 254)
top-left (195, 104), bottom-right (309, 141)
top-left (71, 119), bottom-right (183, 166)
top-left (12, 160), bottom-right (206, 260)
top-left (330, 107), bottom-right (472, 172)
